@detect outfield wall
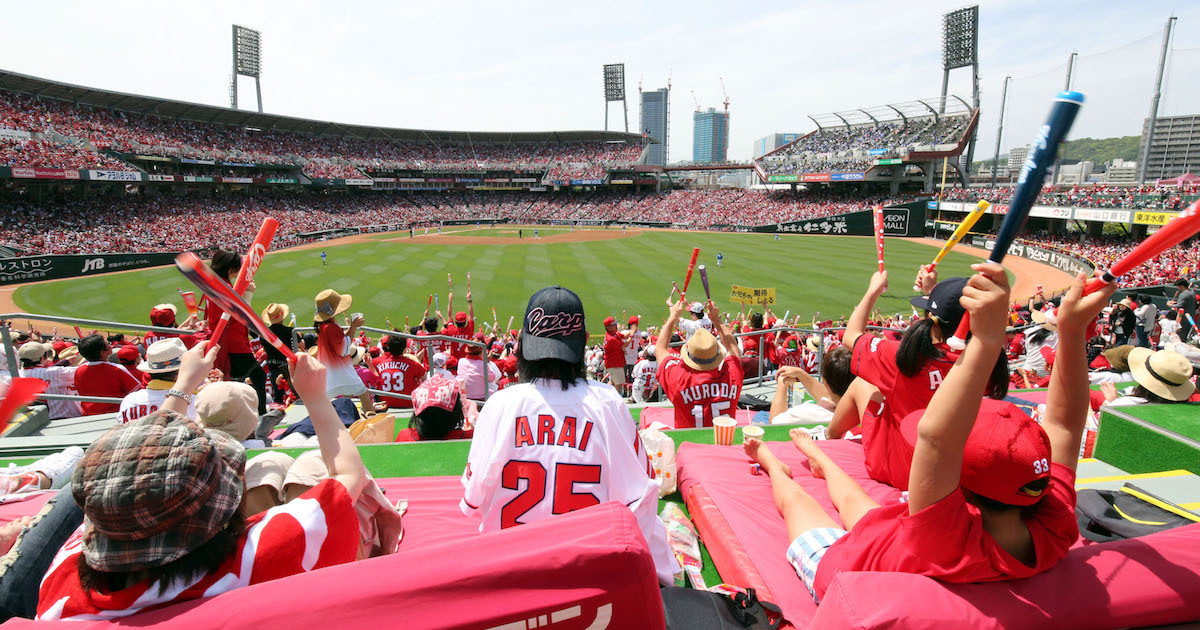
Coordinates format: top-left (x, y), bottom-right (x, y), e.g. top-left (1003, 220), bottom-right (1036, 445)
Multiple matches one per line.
top-left (754, 202), bottom-right (928, 237)
top-left (0, 252), bottom-right (179, 286)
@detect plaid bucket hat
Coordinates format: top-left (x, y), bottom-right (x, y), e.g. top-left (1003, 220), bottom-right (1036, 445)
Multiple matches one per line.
top-left (72, 409), bottom-right (246, 572)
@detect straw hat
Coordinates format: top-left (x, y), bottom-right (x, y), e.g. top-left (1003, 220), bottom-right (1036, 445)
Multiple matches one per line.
top-left (1101, 345), bottom-right (1135, 373)
top-left (1030, 308), bottom-right (1057, 332)
top-left (1118, 298), bottom-right (1134, 309)
top-left (137, 338), bottom-right (188, 374)
top-left (1127, 348), bottom-right (1195, 402)
top-left (262, 303), bottom-right (290, 325)
top-left (682, 328), bottom-right (725, 371)
top-left (314, 289), bottom-right (352, 323)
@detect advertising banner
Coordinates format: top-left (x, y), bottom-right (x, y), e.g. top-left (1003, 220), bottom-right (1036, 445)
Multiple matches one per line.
top-left (511, 177), bottom-right (539, 183)
top-left (266, 177), bottom-right (298, 184)
top-left (183, 176), bottom-right (214, 183)
top-left (1132, 210), bottom-right (1178, 226)
top-left (971, 237), bottom-right (1093, 277)
top-left (344, 178), bottom-right (373, 186)
top-left (758, 206), bottom-right (920, 237)
top-left (730, 285), bottom-right (776, 306)
top-left (180, 158), bottom-right (216, 165)
top-left (371, 177), bottom-right (397, 183)
top-left (867, 149), bottom-right (888, 156)
top-left (0, 252), bottom-right (179, 286)
top-left (874, 158), bottom-right (903, 165)
top-left (830, 172), bottom-right (865, 181)
top-left (610, 179), bottom-right (634, 184)
top-left (767, 174), bottom-right (798, 183)
top-left (1029, 206), bottom-right (1072, 219)
top-left (220, 177), bottom-right (254, 184)
top-left (147, 174), bottom-right (178, 182)
top-left (396, 177), bottom-right (425, 183)
top-left (802, 173), bottom-right (831, 182)
top-left (571, 179), bottom-right (604, 185)
top-left (0, 129), bottom-right (31, 141)
top-left (11, 167), bottom-right (80, 180)
top-left (1072, 208), bottom-right (1131, 223)
top-left (455, 177), bottom-right (482, 183)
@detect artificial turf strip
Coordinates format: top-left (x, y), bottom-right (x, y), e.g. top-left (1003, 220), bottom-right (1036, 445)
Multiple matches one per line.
top-left (14, 229), bottom-right (983, 339)
top-left (1094, 408), bottom-right (1200, 476)
top-left (1114, 402), bottom-right (1200, 442)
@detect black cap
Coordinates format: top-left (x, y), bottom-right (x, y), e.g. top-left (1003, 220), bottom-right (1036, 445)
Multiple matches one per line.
top-left (520, 286), bottom-right (587, 363)
top-left (910, 277), bottom-right (968, 332)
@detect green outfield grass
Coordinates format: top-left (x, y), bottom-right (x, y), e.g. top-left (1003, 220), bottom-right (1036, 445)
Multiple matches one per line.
top-left (14, 229), bottom-right (984, 336)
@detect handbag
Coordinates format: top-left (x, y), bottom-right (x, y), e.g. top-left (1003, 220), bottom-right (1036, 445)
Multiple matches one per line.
top-left (661, 586), bottom-right (782, 630)
top-left (1076, 483), bottom-right (1199, 543)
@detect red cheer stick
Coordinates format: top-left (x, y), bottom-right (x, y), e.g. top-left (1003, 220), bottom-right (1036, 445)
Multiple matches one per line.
top-left (681, 247), bottom-right (701, 299)
top-left (175, 252), bottom-right (295, 361)
top-left (1084, 200), bottom-right (1200, 295)
top-left (872, 206), bottom-right (886, 273)
top-left (0, 378), bottom-right (46, 435)
top-left (210, 218), bottom-right (278, 346)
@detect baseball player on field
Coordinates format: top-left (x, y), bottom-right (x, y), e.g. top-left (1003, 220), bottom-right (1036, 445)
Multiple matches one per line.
top-left (460, 286), bottom-right (678, 585)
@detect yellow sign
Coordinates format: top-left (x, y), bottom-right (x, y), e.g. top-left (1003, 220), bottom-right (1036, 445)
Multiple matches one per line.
top-left (730, 285), bottom-right (776, 306)
top-left (1133, 211), bottom-right (1178, 226)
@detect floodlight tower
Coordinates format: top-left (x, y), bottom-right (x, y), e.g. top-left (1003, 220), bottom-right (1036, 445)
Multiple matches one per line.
top-left (603, 63), bottom-right (629, 133)
top-left (231, 25), bottom-right (263, 113)
top-left (940, 6), bottom-right (979, 186)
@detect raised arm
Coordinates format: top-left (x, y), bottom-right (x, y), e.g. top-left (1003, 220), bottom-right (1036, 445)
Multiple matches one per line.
top-left (656, 298), bottom-right (684, 359)
top-left (465, 288), bottom-right (475, 322)
top-left (843, 271), bottom-right (888, 350)
top-left (161, 341), bottom-right (219, 417)
top-left (1044, 273), bottom-right (1116, 472)
top-left (769, 366), bottom-right (831, 421)
top-left (707, 300), bottom-right (740, 359)
top-left (907, 263), bottom-right (1009, 514)
top-left (289, 353), bottom-right (367, 501)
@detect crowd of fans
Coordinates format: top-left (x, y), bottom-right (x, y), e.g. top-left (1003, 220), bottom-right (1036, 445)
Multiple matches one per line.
top-left (759, 114), bottom-right (971, 174)
top-left (1018, 233), bottom-right (1200, 288)
top-left (0, 138), bottom-right (131, 172)
top-left (0, 91), bottom-right (644, 178)
top-left (941, 183), bottom-right (1200, 210)
top-left (0, 189), bottom-right (902, 255)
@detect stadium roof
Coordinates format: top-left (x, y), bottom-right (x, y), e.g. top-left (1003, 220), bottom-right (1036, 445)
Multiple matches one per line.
top-left (807, 96), bottom-right (973, 129)
top-left (0, 69), bottom-right (650, 146)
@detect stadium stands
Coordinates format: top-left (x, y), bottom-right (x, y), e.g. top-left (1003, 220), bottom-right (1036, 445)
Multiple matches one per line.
top-left (942, 183), bottom-right (1200, 210)
top-left (1018, 233), bottom-right (1200, 287)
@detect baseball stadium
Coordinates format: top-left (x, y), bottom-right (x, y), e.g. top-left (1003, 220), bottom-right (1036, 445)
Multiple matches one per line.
top-left (0, 4), bottom-right (1199, 629)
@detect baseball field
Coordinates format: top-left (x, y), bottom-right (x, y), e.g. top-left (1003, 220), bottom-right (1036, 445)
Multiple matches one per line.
top-left (12, 226), bottom-right (990, 336)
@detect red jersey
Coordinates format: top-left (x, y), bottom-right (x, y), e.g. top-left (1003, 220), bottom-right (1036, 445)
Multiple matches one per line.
top-left (657, 354), bottom-right (745, 428)
top-left (497, 375), bottom-right (519, 390)
top-left (74, 361), bottom-right (142, 415)
top-left (851, 334), bottom-right (960, 489)
top-left (37, 480), bottom-right (357, 621)
top-left (442, 320), bottom-right (475, 359)
top-left (603, 330), bottom-right (626, 369)
top-left (142, 331), bottom-right (197, 349)
top-left (205, 299), bottom-right (252, 354)
top-left (372, 352), bottom-right (427, 409)
top-left (771, 346), bottom-right (805, 369)
top-left (812, 464), bottom-right (1078, 600)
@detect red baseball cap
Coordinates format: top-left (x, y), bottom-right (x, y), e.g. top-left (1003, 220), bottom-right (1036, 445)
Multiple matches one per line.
top-left (900, 399), bottom-right (1051, 507)
top-left (604, 316), bottom-right (616, 327)
top-left (116, 345), bottom-right (140, 365)
top-left (455, 311), bottom-right (468, 324)
top-left (767, 317), bottom-right (777, 327)
top-left (628, 315), bottom-right (639, 325)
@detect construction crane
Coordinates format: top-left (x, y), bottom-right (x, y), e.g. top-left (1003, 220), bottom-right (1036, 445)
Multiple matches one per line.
top-left (691, 90), bottom-right (701, 112)
top-left (720, 77), bottom-right (730, 113)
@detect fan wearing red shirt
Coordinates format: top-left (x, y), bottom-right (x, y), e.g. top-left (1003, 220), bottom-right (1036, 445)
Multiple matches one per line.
top-left (205, 249), bottom-right (268, 416)
top-left (830, 269), bottom-right (1008, 489)
top-left (602, 316), bottom-right (629, 393)
top-left (439, 289), bottom-right (476, 359)
top-left (655, 297), bottom-right (744, 428)
top-left (373, 335), bottom-right (427, 409)
top-left (73, 334), bottom-right (142, 415)
top-left (744, 266), bottom-right (1113, 604)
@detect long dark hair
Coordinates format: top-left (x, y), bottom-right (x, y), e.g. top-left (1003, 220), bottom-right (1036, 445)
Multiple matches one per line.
top-left (896, 317), bottom-right (1008, 399)
top-left (517, 345), bottom-right (587, 391)
top-left (210, 249), bottom-right (242, 285)
top-left (409, 397), bottom-right (465, 439)
top-left (78, 511), bottom-right (246, 595)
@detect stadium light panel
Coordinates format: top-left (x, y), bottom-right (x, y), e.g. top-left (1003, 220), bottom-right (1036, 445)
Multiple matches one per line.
top-left (234, 25), bottom-right (262, 78)
top-left (941, 6), bottom-right (978, 71)
top-left (603, 64), bottom-right (625, 102)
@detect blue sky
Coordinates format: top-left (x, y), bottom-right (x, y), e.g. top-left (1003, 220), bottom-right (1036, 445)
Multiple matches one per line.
top-left (3, 1), bottom-right (1198, 162)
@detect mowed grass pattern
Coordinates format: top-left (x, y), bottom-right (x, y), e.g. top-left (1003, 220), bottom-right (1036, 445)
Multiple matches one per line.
top-left (14, 230), bottom-right (984, 337)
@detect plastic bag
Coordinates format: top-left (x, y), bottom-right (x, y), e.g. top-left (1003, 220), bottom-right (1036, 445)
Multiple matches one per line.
top-left (641, 426), bottom-right (677, 497)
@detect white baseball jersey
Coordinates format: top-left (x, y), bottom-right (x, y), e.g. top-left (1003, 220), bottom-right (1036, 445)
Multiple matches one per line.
top-left (461, 378), bottom-right (678, 584)
top-left (622, 329), bottom-right (643, 365)
top-left (19, 366), bottom-right (80, 419)
top-left (677, 316), bottom-right (714, 340)
top-left (632, 359), bottom-right (659, 393)
top-left (118, 384), bottom-right (196, 424)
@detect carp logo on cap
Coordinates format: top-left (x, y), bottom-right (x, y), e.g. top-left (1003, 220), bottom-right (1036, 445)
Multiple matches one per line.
top-left (526, 307), bottom-right (584, 339)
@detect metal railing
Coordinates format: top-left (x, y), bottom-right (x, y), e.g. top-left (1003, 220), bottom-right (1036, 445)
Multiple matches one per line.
top-left (292, 324), bottom-right (495, 405)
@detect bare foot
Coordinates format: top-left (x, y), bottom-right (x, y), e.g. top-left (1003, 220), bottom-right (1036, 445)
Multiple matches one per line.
top-left (743, 438), bottom-right (791, 477)
top-left (0, 516), bottom-right (31, 555)
top-left (790, 429), bottom-right (827, 479)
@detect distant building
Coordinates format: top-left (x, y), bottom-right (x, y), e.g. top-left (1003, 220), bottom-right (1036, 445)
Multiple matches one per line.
top-left (693, 108), bottom-right (729, 164)
top-left (639, 87), bottom-right (670, 166)
top-left (1007, 144), bottom-right (1030, 176)
top-left (1056, 160), bottom-right (1094, 185)
top-left (1103, 159), bottom-right (1138, 184)
top-left (752, 132), bottom-right (802, 159)
top-left (1140, 114), bottom-right (1200, 180)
